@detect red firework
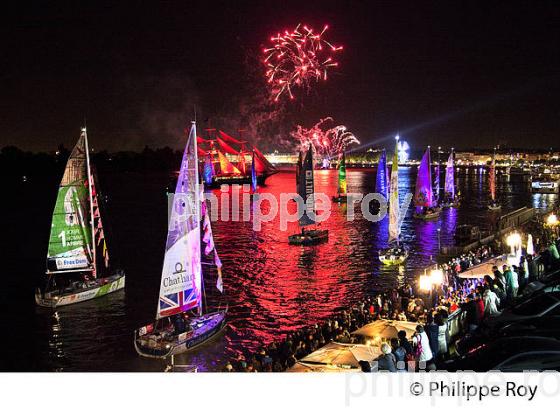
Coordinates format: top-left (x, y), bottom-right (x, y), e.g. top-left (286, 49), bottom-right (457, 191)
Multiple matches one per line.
top-left (263, 24), bottom-right (343, 101)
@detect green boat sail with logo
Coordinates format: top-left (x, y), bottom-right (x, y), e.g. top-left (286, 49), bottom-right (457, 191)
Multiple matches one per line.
top-left (35, 127), bottom-right (125, 307)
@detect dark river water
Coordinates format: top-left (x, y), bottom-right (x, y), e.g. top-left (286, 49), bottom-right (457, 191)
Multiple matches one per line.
top-left (2, 166), bottom-right (557, 371)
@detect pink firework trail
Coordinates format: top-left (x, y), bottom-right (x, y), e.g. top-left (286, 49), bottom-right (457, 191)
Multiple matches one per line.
top-left (263, 24), bottom-right (343, 101)
top-left (291, 117), bottom-right (360, 159)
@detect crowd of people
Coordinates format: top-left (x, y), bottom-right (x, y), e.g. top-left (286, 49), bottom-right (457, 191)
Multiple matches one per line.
top-left (222, 223), bottom-right (560, 372)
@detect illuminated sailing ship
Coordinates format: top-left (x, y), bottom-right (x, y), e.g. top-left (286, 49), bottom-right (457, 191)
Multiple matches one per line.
top-left (197, 130), bottom-right (277, 188)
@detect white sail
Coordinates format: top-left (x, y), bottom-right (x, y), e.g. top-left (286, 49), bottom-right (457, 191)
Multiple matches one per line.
top-left (157, 122), bottom-right (202, 319)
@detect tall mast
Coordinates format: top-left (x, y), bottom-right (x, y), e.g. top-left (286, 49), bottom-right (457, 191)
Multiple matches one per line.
top-left (83, 127), bottom-right (97, 276)
top-left (192, 120), bottom-right (202, 314)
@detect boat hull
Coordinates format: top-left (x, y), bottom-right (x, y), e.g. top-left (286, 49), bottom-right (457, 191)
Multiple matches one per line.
top-left (134, 311), bottom-right (227, 359)
top-left (35, 272), bottom-right (125, 308)
top-left (487, 204), bottom-right (502, 211)
top-left (207, 173), bottom-right (272, 189)
top-left (531, 187), bottom-right (559, 194)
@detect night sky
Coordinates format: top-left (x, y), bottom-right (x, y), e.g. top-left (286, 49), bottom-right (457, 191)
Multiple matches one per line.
top-left (2, 1), bottom-right (560, 152)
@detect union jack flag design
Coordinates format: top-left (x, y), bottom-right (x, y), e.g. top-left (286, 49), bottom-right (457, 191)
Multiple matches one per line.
top-left (159, 288), bottom-right (199, 318)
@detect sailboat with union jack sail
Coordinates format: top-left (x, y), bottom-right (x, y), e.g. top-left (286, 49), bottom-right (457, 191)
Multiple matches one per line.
top-left (36, 127), bottom-right (125, 307)
top-left (134, 121), bottom-right (227, 359)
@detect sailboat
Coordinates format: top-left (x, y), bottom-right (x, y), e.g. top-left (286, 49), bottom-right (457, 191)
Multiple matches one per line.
top-left (488, 148), bottom-right (501, 211)
top-left (442, 150), bottom-right (460, 208)
top-left (332, 151), bottom-right (347, 203)
top-left (379, 137), bottom-right (408, 265)
top-left (288, 146), bottom-right (329, 245)
top-left (413, 147), bottom-right (441, 220)
top-left (134, 121), bottom-right (227, 359)
top-left (35, 128), bottom-right (125, 307)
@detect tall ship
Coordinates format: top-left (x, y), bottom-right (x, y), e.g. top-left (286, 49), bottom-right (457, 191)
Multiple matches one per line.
top-left (36, 128), bottom-right (125, 307)
top-left (135, 122), bottom-right (227, 359)
top-left (197, 130), bottom-right (277, 188)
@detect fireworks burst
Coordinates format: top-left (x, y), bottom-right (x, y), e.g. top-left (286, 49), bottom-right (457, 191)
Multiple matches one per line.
top-left (291, 117), bottom-right (360, 159)
top-left (263, 24), bottom-right (343, 101)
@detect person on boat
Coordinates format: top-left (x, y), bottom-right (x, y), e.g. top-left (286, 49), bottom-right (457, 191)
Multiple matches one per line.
top-left (173, 315), bottom-right (187, 335)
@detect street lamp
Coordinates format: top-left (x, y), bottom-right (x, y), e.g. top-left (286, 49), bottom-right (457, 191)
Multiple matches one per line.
top-left (506, 232), bottom-right (522, 266)
top-left (527, 233), bottom-right (534, 256)
top-left (430, 268), bottom-right (444, 286)
top-left (419, 274), bottom-right (432, 292)
top-left (506, 232), bottom-right (522, 254)
top-left (547, 213), bottom-right (559, 240)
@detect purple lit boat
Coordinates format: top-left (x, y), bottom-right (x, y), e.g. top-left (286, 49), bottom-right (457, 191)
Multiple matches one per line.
top-left (413, 147), bottom-right (442, 220)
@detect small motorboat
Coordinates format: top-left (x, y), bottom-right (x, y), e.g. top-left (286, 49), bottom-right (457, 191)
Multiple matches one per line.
top-left (413, 207), bottom-right (442, 220)
top-left (441, 198), bottom-right (461, 208)
top-left (488, 202), bottom-right (502, 211)
top-left (379, 247), bottom-right (408, 265)
top-left (288, 229), bottom-right (329, 246)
